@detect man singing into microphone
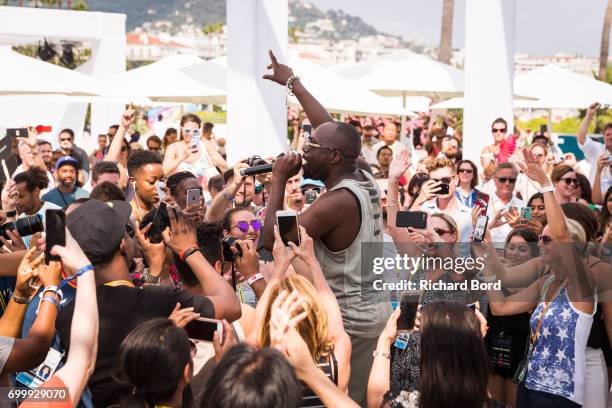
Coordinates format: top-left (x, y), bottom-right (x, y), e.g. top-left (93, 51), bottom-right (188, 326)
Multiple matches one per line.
top-left (261, 51), bottom-right (390, 405)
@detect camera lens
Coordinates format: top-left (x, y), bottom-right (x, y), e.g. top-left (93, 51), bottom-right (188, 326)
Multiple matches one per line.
top-left (0, 214), bottom-right (44, 239)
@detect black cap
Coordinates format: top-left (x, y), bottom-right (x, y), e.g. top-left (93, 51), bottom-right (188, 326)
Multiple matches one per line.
top-left (67, 199), bottom-right (132, 262)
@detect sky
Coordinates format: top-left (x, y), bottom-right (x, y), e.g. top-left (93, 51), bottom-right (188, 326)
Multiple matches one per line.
top-left (308, 0), bottom-right (609, 58)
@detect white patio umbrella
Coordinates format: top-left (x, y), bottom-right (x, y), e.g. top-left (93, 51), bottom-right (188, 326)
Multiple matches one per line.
top-left (432, 65), bottom-right (612, 110)
top-left (101, 54), bottom-right (226, 105)
top-left (514, 65), bottom-right (612, 109)
top-left (328, 50), bottom-right (417, 80)
top-left (0, 47), bottom-right (99, 96)
top-left (209, 55), bottom-right (415, 117)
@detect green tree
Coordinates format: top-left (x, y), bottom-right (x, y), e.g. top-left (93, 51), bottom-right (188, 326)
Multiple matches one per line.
top-left (71, 0), bottom-right (87, 10)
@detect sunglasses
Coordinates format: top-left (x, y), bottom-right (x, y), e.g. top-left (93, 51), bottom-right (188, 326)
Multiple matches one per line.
top-left (496, 177), bottom-right (517, 184)
top-left (183, 128), bottom-right (201, 136)
top-left (303, 141), bottom-right (341, 156)
top-left (492, 128), bottom-right (507, 133)
top-left (232, 219), bottom-right (263, 233)
top-left (539, 235), bottom-right (553, 244)
top-left (60, 138), bottom-right (72, 142)
top-left (434, 227), bottom-right (454, 236)
top-left (431, 177), bottom-right (452, 184)
top-left (458, 168), bottom-right (473, 174)
top-left (302, 187), bottom-right (321, 194)
top-left (560, 177), bottom-right (578, 186)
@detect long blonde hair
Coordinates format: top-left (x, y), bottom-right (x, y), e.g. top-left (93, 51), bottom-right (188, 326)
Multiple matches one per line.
top-left (257, 274), bottom-right (333, 361)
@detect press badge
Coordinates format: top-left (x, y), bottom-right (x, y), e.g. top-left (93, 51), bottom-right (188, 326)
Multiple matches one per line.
top-left (16, 348), bottom-right (64, 388)
top-left (394, 333), bottom-right (410, 350)
top-left (491, 332), bottom-right (512, 369)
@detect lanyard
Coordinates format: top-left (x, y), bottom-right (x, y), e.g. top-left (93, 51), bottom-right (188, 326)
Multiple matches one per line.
top-left (456, 190), bottom-right (474, 207)
top-left (530, 278), bottom-right (563, 346)
top-left (104, 280), bottom-right (135, 288)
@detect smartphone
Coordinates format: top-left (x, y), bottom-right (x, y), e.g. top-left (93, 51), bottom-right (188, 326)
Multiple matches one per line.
top-left (45, 209), bottom-right (66, 263)
top-left (396, 211), bottom-right (427, 229)
top-left (475, 191), bottom-right (490, 216)
top-left (436, 183), bottom-right (450, 195)
top-left (186, 188), bottom-right (201, 208)
top-left (304, 189), bottom-right (319, 205)
top-left (6, 128), bottom-right (28, 140)
top-left (156, 181), bottom-right (166, 202)
top-left (184, 317), bottom-right (223, 343)
top-left (397, 292), bottom-right (420, 330)
top-left (302, 123), bottom-right (312, 143)
top-left (520, 207), bottom-right (532, 220)
top-left (276, 210), bottom-right (300, 246)
top-left (473, 214), bottom-right (489, 243)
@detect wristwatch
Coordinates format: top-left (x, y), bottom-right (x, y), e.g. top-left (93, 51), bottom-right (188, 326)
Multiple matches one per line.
top-left (141, 273), bottom-right (161, 285)
top-left (11, 293), bottom-right (29, 304)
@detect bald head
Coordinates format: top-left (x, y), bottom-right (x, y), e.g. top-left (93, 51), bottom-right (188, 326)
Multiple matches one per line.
top-left (315, 122), bottom-right (361, 160)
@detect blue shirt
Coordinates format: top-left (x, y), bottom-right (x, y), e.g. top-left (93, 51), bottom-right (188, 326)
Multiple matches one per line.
top-left (42, 187), bottom-right (89, 209)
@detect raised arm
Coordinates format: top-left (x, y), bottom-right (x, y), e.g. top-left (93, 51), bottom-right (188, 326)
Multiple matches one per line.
top-left (104, 105), bottom-right (134, 162)
top-left (46, 230), bottom-right (98, 405)
top-left (517, 149), bottom-right (594, 297)
top-left (577, 102), bottom-right (598, 146)
top-left (367, 308), bottom-right (399, 408)
top-left (0, 248), bottom-right (40, 337)
top-left (163, 207), bottom-right (241, 322)
top-left (289, 226), bottom-right (351, 392)
top-left (263, 50), bottom-right (333, 128)
top-left (386, 150), bottom-right (411, 230)
top-left (593, 154), bottom-right (608, 205)
top-left (3, 255), bottom-right (62, 374)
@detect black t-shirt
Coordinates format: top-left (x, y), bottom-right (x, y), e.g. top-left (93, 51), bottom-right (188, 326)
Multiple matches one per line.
top-left (55, 284), bottom-right (215, 408)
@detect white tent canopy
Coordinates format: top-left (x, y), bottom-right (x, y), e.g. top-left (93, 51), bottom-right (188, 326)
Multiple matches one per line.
top-left (432, 65), bottom-right (612, 110)
top-left (514, 65), bottom-right (612, 109)
top-left (0, 47), bottom-right (99, 96)
top-left (182, 55), bottom-right (415, 116)
top-left (331, 52), bottom-right (464, 99)
top-left (101, 54), bottom-right (226, 105)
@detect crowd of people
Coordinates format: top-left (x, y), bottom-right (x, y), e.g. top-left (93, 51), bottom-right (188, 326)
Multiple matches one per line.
top-left (0, 51), bottom-right (609, 408)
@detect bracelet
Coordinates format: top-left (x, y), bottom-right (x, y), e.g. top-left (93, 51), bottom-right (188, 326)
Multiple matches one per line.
top-left (41, 286), bottom-right (63, 301)
top-left (60, 264), bottom-right (94, 289)
top-left (223, 192), bottom-right (235, 202)
top-left (5, 210), bottom-right (16, 218)
top-left (141, 273), bottom-right (161, 285)
top-left (286, 75), bottom-right (300, 96)
top-left (540, 185), bottom-right (555, 194)
top-left (476, 271), bottom-right (498, 283)
top-left (41, 296), bottom-right (60, 309)
top-left (386, 201), bottom-right (399, 208)
top-left (372, 350), bottom-right (390, 359)
top-left (11, 293), bottom-right (29, 304)
top-left (246, 273), bottom-right (264, 286)
top-left (180, 245), bottom-right (200, 262)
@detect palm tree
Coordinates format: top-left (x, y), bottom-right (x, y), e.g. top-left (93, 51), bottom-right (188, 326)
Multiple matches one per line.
top-left (600, 0), bottom-right (612, 80)
top-left (438, 0), bottom-right (454, 64)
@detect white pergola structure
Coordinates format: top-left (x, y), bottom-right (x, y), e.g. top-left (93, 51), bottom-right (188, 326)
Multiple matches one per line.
top-left (0, 6), bottom-right (125, 149)
top-left (463, 0), bottom-right (516, 162)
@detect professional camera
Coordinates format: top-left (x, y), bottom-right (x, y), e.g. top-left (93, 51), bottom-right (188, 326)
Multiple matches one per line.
top-left (246, 155), bottom-right (267, 167)
top-left (0, 214), bottom-right (44, 240)
top-left (221, 236), bottom-right (243, 262)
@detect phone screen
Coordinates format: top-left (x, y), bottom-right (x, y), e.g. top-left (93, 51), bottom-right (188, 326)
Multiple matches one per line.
top-left (277, 213), bottom-right (299, 246)
top-left (184, 318), bottom-right (220, 342)
top-left (302, 124), bottom-right (312, 143)
top-left (186, 188), bottom-right (201, 208)
top-left (475, 192), bottom-right (490, 216)
top-left (473, 215), bottom-right (488, 243)
top-left (45, 210), bottom-right (66, 263)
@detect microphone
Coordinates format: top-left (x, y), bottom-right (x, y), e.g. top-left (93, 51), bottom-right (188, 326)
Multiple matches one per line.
top-left (240, 163), bottom-right (273, 177)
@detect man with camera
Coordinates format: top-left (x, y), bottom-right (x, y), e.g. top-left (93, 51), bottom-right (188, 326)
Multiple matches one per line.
top-left (261, 50), bottom-right (390, 405)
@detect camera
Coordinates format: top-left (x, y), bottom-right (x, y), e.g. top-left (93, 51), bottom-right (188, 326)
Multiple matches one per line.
top-left (0, 214), bottom-right (44, 240)
top-left (246, 155), bottom-right (267, 167)
top-left (222, 236), bottom-right (243, 262)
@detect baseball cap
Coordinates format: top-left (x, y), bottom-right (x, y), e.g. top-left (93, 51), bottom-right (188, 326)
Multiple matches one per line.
top-left (55, 155), bottom-right (81, 171)
top-left (300, 178), bottom-right (324, 189)
top-left (67, 199), bottom-right (132, 263)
